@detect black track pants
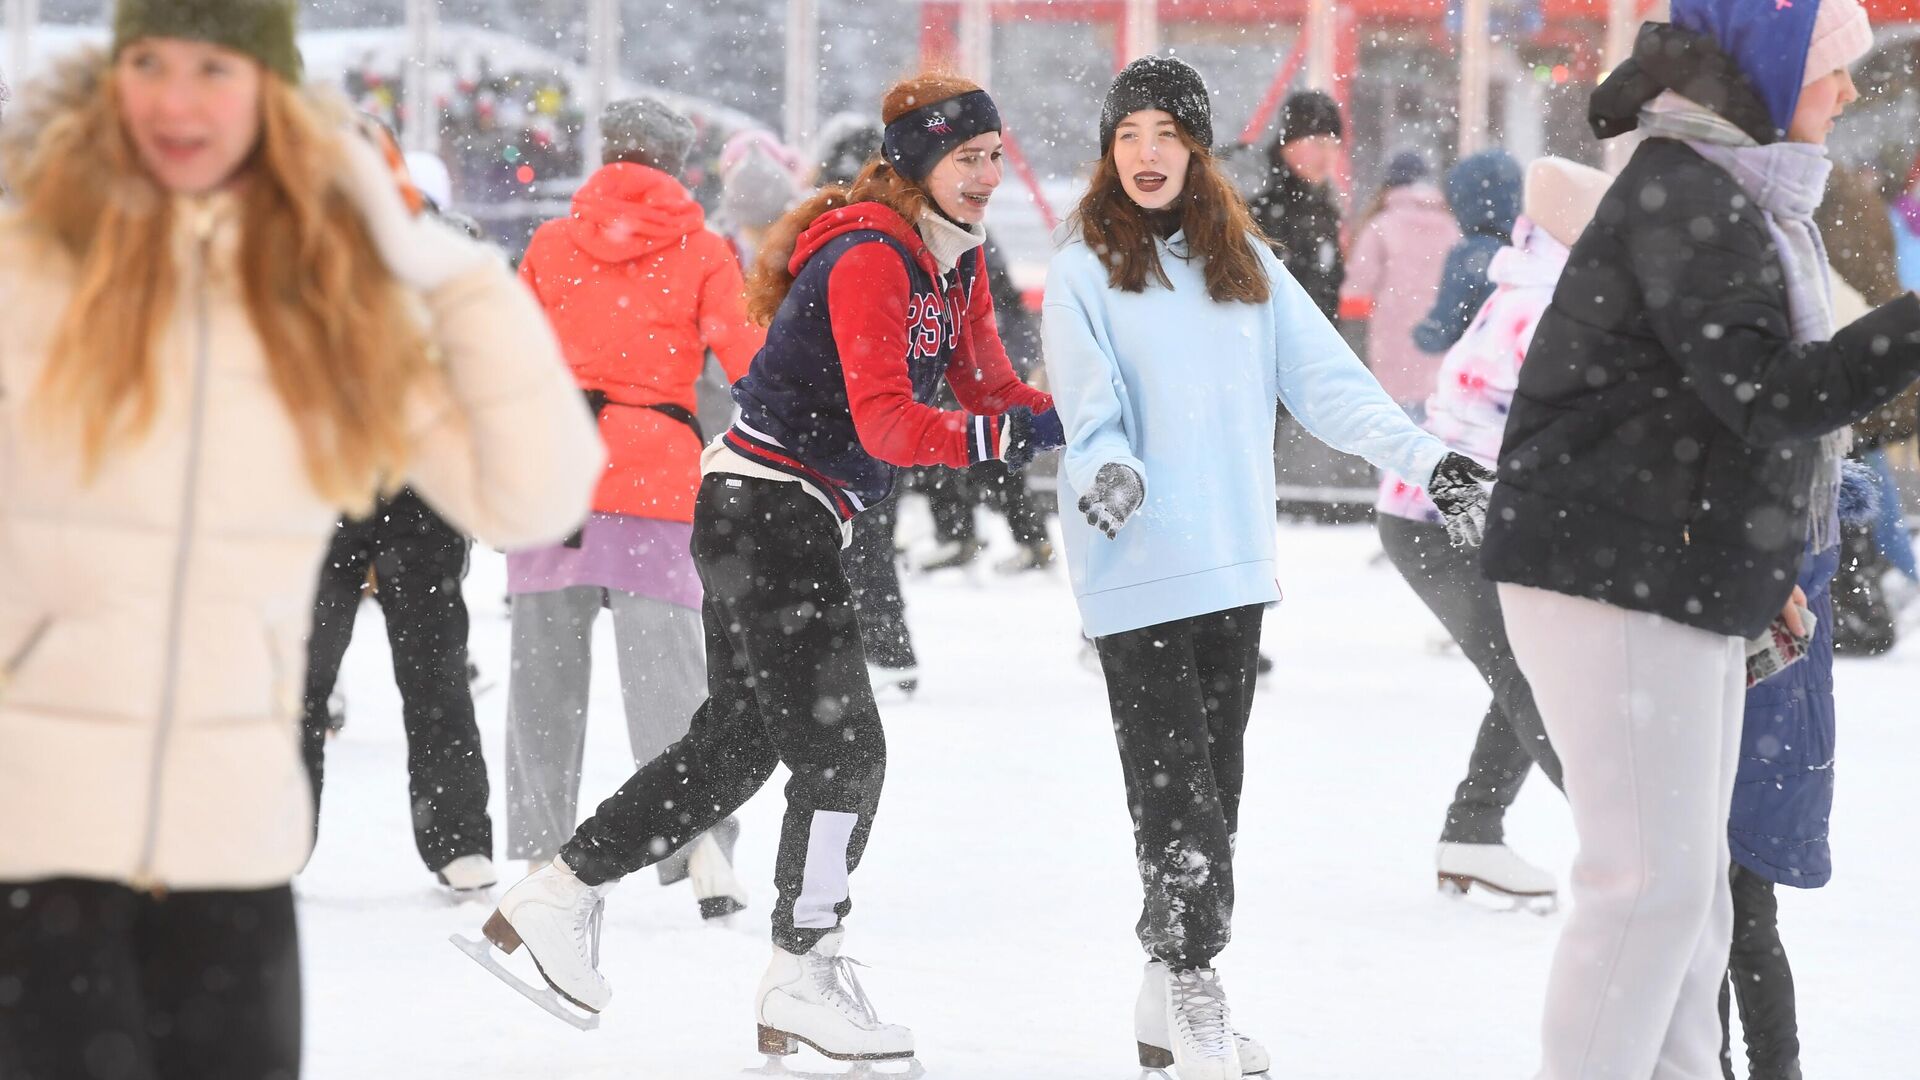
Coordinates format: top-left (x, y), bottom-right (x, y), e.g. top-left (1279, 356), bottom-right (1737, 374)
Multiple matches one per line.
top-left (563, 476), bottom-right (886, 954)
top-left (299, 489), bottom-right (491, 871)
top-left (1095, 605), bottom-right (1263, 970)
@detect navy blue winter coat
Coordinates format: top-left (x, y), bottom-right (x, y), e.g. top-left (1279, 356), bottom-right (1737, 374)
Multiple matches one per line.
top-left (1731, 543), bottom-right (1838, 889)
top-left (1412, 150), bottom-right (1521, 354)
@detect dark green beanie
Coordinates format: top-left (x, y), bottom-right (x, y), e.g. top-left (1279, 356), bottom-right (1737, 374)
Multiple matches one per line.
top-left (112, 0), bottom-right (303, 83)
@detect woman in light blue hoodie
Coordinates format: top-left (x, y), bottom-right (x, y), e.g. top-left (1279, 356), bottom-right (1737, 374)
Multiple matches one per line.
top-left (1042, 57), bottom-right (1491, 1080)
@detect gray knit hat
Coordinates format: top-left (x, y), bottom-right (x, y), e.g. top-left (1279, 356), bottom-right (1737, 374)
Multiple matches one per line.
top-left (600, 95), bottom-right (695, 176)
top-left (111, 0), bottom-right (302, 83)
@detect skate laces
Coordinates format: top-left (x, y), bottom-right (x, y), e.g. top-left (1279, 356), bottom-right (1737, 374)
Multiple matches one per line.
top-left (1169, 969), bottom-right (1234, 1058)
top-left (569, 889), bottom-right (605, 970)
top-left (807, 952), bottom-right (883, 1028)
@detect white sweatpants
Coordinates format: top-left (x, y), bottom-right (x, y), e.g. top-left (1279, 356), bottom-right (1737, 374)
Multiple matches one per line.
top-left (1499, 584), bottom-right (1745, 1080)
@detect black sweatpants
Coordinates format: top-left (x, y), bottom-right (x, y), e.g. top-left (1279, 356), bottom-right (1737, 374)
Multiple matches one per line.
top-left (0, 879), bottom-right (301, 1080)
top-left (299, 488), bottom-right (491, 871)
top-left (841, 490), bottom-right (917, 669)
top-left (1721, 862), bottom-right (1801, 1080)
top-left (1095, 605), bottom-right (1263, 970)
top-left (1377, 515), bottom-right (1564, 843)
top-left (562, 476), bottom-right (887, 954)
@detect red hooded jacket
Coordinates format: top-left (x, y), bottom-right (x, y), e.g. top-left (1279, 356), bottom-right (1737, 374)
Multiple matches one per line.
top-left (519, 162), bottom-right (765, 522)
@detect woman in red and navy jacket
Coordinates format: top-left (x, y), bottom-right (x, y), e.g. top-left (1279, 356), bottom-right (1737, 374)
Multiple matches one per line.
top-left (483, 72), bottom-right (1060, 1057)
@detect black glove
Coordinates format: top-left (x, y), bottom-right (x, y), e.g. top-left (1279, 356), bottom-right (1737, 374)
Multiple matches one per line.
top-left (1078, 463), bottom-right (1145, 539)
top-left (1427, 452), bottom-right (1496, 548)
top-left (1001, 406), bottom-right (1065, 471)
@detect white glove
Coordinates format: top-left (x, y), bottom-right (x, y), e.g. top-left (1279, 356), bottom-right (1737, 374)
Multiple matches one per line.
top-left (334, 126), bottom-right (494, 293)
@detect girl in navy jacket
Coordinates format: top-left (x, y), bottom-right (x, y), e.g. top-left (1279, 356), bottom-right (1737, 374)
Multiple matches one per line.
top-left (478, 73), bottom-right (1061, 1062)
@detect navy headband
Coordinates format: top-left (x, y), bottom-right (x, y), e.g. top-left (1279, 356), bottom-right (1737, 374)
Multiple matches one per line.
top-left (881, 90), bottom-right (1001, 183)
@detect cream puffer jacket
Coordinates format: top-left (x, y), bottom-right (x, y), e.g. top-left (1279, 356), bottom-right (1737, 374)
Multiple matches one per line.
top-left (0, 119), bottom-right (603, 896)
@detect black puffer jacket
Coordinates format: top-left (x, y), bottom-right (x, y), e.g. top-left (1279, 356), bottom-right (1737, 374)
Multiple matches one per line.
top-left (1482, 26), bottom-right (1920, 639)
top-left (1249, 161), bottom-right (1344, 320)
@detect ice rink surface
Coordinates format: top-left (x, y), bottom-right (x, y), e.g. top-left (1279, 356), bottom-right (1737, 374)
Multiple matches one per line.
top-left (299, 518), bottom-right (1918, 1079)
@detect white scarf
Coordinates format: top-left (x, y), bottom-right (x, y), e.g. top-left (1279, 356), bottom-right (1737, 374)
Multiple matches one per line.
top-left (917, 209), bottom-right (985, 275)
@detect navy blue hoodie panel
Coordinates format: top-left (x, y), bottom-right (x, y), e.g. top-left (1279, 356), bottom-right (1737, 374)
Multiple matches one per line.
top-left (729, 231), bottom-right (977, 515)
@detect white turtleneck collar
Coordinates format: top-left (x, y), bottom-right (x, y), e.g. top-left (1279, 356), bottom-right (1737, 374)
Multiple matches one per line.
top-left (916, 208), bottom-right (985, 275)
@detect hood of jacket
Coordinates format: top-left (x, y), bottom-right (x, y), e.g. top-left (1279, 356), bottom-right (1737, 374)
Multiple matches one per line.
top-left (564, 162), bottom-right (707, 263)
top-left (1444, 150), bottom-right (1522, 239)
top-left (1486, 217), bottom-right (1570, 290)
top-left (1590, 22), bottom-right (1780, 144)
top-left (789, 200), bottom-right (938, 279)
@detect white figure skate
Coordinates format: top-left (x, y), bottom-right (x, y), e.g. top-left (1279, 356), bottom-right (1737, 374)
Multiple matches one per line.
top-left (1136, 960), bottom-right (1269, 1075)
top-left (755, 929), bottom-right (915, 1066)
top-left (452, 856), bottom-right (613, 1029)
top-left (1437, 841), bottom-right (1558, 913)
top-left (1140, 965), bottom-right (1242, 1080)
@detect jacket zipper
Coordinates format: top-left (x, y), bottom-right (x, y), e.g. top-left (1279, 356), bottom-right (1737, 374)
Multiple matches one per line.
top-left (0, 616), bottom-right (54, 693)
top-left (132, 210), bottom-right (217, 891)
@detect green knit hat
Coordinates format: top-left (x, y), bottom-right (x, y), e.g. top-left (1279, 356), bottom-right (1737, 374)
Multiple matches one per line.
top-left (112, 0), bottom-right (303, 84)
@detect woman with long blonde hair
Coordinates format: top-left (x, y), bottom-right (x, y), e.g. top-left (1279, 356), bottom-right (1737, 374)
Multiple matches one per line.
top-left (0, 1), bottom-right (602, 1074)
top-left (479, 70), bottom-right (1060, 1066)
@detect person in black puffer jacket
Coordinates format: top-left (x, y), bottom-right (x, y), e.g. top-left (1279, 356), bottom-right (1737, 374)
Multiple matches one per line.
top-left (1480, 1), bottom-right (1917, 1076)
top-left (1248, 90), bottom-right (1344, 320)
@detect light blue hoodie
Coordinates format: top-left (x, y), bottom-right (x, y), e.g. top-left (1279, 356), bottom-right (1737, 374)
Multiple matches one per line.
top-left (1043, 228), bottom-right (1449, 637)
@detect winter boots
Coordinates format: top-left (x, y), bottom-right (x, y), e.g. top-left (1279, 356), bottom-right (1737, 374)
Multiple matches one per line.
top-left (1135, 962), bottom-right (1263, 1078)
top-left (755, 928), bottom-right (915, 1063)
top-left (482, 856), bottom-right (615, 1012)
top-left (1436, 841), bottom-right (1557, 907)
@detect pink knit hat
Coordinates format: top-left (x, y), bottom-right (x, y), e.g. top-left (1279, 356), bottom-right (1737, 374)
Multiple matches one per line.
top-left (1803, 0), bottom-right (1873, 86)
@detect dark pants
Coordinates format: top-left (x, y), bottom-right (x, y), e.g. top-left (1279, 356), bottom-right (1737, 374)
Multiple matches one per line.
top-left (841, 491), bottom-right (917, 669)
top-left (922, 462), bottom-right (1049, 547)
top-left (299, 489), bottom-right (491, 871)
top-left (0, 879), bottom-right (301, 1080)
top-left (562, 477), bottom-right (887, 954)
top-left (1720, 862), bottom-right (1801, 1080)
top-left (1377, 515), bottom-right (1564, 843)
top-left (1095, 605), bottom-right (1263, 970)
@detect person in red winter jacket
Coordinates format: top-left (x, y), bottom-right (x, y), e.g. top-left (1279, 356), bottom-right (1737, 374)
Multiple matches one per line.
top-left (503, 96), bottom-right (765, 922)
top-left (477, 72), bottom-right (1061, 1062)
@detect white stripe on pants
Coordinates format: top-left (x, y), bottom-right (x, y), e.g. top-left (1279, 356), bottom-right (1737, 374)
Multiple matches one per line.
top-left (1499, 584), bottom-right (1744, 1080)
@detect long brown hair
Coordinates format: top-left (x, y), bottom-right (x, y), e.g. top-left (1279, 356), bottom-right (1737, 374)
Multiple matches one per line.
top-left (10, 50), bottom-right (432, 516)
top-left (745, 71), bottom-right (979, 325)
top-left (1069, 125), bottom-right (1270, 304)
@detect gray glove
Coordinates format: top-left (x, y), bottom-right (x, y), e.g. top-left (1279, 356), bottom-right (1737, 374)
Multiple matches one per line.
top-left (1077, 463), bottom-right (1144, 539)
top-left (1427, 452), bottom-right (1495, 548)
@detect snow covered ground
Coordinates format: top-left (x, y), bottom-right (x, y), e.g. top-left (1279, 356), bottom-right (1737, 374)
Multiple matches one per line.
top-left (298, 512), bottom-right (1920, 1079)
